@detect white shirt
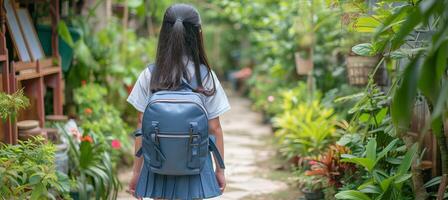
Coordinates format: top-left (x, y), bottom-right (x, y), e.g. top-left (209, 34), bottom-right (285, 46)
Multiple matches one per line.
top-left (127, 62), bottom-right (231, 119)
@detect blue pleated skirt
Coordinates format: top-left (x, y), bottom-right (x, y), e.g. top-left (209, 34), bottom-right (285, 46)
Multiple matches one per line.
top-left (135, 153), bottom-right (222, 200)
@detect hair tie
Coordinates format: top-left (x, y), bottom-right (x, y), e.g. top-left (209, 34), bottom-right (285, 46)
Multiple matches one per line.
top-left (176, 18), bottom-right (183, 23)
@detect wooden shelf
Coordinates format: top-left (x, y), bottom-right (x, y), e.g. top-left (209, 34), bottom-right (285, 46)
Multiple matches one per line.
top-left (15, 66), bottom-right (60, 81)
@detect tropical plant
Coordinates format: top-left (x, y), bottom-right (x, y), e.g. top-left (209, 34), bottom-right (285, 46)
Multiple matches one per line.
top-left (73, 83), bottom-right (131, 158)
top-left (0, 137), bottom-right (70, 199)
top-left (305, 144), bottom-right (355, 188)
top-left (0, 89), bottom-right (30, 122)
top-left (58, 123), bottom-right (120, 200)
top-left (335, 138), bottom-right (417, 200)
top-left (274, 98), bottom-right (337, 158)
top-left (345, 0), bottom-right (448, 198)
top-left (296, 173), bottom-right (329, 193)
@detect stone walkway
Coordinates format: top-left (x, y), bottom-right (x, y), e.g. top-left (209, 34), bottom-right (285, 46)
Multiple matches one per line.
top-left (117, 90), bottom-right (288, 199)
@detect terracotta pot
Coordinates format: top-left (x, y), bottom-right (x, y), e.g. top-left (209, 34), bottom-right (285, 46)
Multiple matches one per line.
top-left (295, 51), bottom-right (313, 75)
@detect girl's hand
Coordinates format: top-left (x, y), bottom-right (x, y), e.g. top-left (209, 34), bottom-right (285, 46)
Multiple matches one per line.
top-left (215, 170), bottom-right (226, 192)
top-left (128, 171), bottom-right (140, 197)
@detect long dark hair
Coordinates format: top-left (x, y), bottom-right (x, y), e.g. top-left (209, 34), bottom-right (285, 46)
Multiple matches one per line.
top-left (150, 4), bottom-right (215, 96)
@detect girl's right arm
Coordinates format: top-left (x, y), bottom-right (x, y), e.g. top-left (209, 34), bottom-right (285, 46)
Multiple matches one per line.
top-left (129, 113), bottom-right (144, 196)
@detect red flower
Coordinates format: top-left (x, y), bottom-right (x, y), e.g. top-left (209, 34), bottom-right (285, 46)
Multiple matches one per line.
top-left (81, 80), bottom-right (87, 86)
top-left (84, 108), bottom-right (93, 115)
top-left (81, 135), bottom-right (93, 143)
top-left (111, 139), bottom-right (121, 150)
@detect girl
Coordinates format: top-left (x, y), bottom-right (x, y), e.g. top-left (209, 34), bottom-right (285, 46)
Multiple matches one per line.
top-left (127, 4), bottom-right (230, 200)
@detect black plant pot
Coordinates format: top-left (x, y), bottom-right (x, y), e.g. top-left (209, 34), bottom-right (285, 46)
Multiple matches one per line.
top-left (302, 189), bottom-right (324, 200)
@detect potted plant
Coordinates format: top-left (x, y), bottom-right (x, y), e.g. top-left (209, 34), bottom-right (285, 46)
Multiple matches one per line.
top-left (298, 174), bottom-right (328, 200)
top-left (295, 48), bottom-right (314, 75)
top-left (57, 122), bottom-right (120, 200)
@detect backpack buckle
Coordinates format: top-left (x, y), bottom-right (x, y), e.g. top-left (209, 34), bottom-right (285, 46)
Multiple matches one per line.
top-left (188, 122), bottom-right (198, 144)
top-left (152, 121), bottom-right (160, 144)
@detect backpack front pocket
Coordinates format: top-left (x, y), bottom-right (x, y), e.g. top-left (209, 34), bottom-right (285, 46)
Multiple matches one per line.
top-left (149, 133), bottom-right (202, 175)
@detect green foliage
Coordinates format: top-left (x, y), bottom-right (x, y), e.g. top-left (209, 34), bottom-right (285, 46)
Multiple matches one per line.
top-left (273, 85), bottom-right (337, 158)
top-left (295, 173), bottom-right (329, 192)
top-left (213, 0), bottom-right (347, 92)
top-left (58, 123), bottom-right (120, 200)
top-left (0, 89), bottom-right (30, 122)
top-left (0, 137), bottom-right (70, 199)
top-left (73, 83), bottom-right (131, 156)
top-left (336, 139), bottom-right (417, 200)
top-left (64, 17), bottom-right (157, 128)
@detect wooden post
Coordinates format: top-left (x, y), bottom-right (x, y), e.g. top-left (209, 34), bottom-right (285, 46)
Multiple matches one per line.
top-left (0, 0), bottom-right (13, 144)
top-left (49, 0), bottom-right (63, 115)
top-left (50, 0), bottom-right (59, 58)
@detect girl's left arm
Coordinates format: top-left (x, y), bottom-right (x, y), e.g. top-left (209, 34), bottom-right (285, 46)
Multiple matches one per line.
top-left (208, 117), bottom-right (226, 192)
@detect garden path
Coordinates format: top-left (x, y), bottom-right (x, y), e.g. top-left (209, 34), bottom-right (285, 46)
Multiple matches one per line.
top-left (117, 89), bottom-right (288, 200)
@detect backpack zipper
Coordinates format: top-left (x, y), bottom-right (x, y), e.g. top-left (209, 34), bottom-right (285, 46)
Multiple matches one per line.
top-left (157, 134), bottom-right (191, 138)
top-left (148, 99), bottom-right (208, 117)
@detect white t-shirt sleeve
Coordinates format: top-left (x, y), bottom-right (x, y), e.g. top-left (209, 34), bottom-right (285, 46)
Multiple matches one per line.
top-left (127, 67), bottom-right (231, 118)
top-left (203, 71), bottom-right (231, 119)
top-left (127, 68), bottom-right (152, 113)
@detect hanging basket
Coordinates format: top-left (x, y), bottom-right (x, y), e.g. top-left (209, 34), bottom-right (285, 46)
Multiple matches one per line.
top-left (295, 51), bottom-right (313, 75)
top-left (346, 55), bottom-right (381, 86)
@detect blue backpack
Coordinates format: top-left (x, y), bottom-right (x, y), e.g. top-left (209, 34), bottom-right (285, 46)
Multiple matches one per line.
top-left (135, 64), bottom-right (225, 175)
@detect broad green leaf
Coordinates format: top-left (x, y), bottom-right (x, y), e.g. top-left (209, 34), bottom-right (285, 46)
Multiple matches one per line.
top-left (394, 173), bottom-right (412, 184)
top-left (366, 139), bottom-right (377, 162)
top-left (391, 7), bottom-right (422, 49)
top-left (358, 180), bottom-right (381, 194)
top-left (424, 176), bottom-right (441, 188)
top-left (335, 190), bottom-right (371, 200)
top-left (377, 138), bottom-right (399, 162)
top-left (398, 143), bottom-right (418, 175)
top-left (375, 108), bottom-right (388, 123)
top-left (341, 157), bottom-right (375, 172)
top-left (380, 175), bottom-right (395, 191)
top-left (374, 5), bottom-right (411, 39)
top-left (352, 43), bottom-right (375, 56)
top-left (57, 21), bottom-right (74, 47)
top-left (354, 16), bottom-right (381, 33)
top-left (391, 56), bottom-right (421, 129)
top-left (359, 113), bottom-right (370, 123)
top-left (419, 53), bottom-right (440, 103)
top-left (432, 81), bottom-right (448, 120)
